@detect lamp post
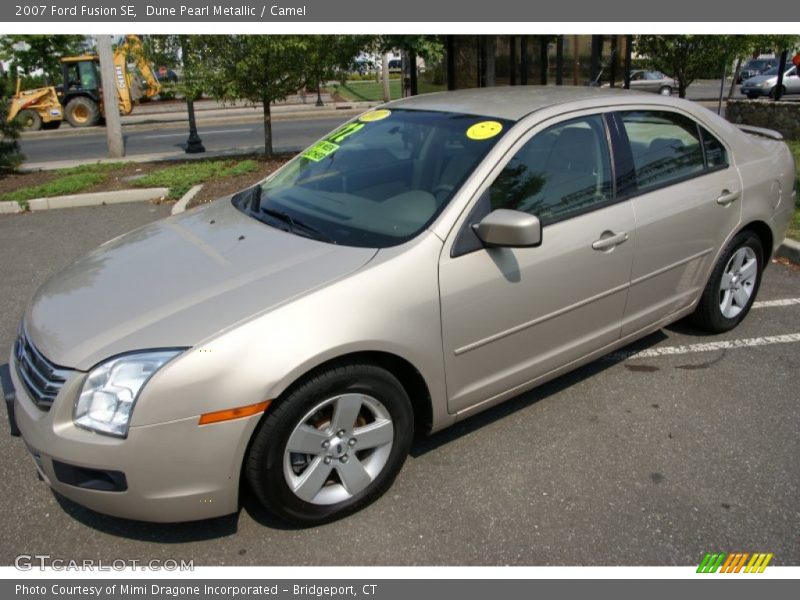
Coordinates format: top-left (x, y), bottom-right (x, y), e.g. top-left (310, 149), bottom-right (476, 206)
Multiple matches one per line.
top-left (180, 36), bottom-right (204, 154)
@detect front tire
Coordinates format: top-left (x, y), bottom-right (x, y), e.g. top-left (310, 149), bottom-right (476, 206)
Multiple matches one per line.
top-left (16, 109), bottom-right (42, 131)
top-left (691, 230), bottom-right (763, 333)
top-left (245, 363), bottom-right (414, 526)
top-left (768, 85), bottom-right (786, 100)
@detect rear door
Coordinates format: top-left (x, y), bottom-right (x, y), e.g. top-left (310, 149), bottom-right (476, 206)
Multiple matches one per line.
top-left (612, 109), bottom-right (742, 336)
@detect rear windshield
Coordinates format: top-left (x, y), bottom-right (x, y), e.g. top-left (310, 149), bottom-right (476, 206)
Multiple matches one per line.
top-left (241, 109), bottom-right (512, 248)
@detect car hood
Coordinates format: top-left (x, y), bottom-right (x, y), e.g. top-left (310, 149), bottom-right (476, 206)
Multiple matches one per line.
top-left (742, 75), bottom-right (776, 85)
top-left (25, 198), bottom-right (377, 370)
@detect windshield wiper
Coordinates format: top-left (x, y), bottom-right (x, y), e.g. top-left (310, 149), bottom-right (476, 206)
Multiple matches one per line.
top-left (260, 207), bottom-right (335, 244)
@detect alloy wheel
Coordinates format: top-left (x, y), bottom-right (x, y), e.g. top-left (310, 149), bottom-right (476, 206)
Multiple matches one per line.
top-left (719, 246), bottom-right (757, 319)
top-left (283, 393), bottom-right (394, 505)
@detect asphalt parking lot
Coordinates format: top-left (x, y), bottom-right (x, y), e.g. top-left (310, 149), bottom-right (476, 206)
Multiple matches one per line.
top-left (0, 203), bottom-right (798, 566)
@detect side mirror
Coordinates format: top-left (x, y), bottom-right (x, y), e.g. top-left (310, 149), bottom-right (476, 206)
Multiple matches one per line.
top-left (473, 209), bottom-right (542, 248)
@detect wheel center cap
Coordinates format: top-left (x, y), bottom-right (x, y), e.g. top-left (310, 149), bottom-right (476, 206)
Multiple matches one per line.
top-left (327, 435), bottom-right (348, 458)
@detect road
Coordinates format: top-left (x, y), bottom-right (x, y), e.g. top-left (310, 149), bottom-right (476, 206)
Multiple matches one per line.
top-left (0, 204), bottom-right (798, 566)
top-left (19, 116), bottom-right (351, 164)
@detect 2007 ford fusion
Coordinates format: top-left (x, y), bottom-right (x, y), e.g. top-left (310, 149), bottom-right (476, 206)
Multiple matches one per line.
top-left (4, 87), bottom-right (795, 525)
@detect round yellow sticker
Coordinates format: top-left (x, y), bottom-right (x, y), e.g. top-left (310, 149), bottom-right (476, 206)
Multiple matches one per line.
top-left (359, 109), bottom-right (392, 122)
top-left (467, 121), bottom-right (503, 140)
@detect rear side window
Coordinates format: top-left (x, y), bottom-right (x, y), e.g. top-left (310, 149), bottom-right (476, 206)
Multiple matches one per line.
top-left (620, 111), bottom-right (704, 191)
top-left (700, 126), bottom-right (728, 169)
top-left (488, 115), bottom-right (613, 225)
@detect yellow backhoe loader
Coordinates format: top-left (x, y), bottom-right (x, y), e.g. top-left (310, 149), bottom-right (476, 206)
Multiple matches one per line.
top-left (7, 35), bottom-right (161, 131)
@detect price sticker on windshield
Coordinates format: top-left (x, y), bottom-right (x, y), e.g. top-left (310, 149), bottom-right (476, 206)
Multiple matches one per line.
top-left (302, 141), bottom-right (340, 162)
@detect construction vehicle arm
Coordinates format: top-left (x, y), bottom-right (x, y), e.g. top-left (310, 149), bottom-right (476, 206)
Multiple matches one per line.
top-left (113, 35), bottom-right (161, 114)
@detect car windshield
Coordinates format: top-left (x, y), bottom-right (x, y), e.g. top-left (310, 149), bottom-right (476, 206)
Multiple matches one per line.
top-left (747, 60), bottom-right (770, 70)
top-left (238, 109), bottom-right (511, 248)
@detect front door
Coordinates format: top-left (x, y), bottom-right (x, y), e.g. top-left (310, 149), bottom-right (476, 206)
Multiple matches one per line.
top-left (439, 114), bottom-right (636, 414)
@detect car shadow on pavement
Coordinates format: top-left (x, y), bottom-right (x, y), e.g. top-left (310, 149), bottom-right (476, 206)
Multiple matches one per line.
top-left (664, 316), bottom-right (716, 337)
top-left (409, 328), bottom-right (668, 458)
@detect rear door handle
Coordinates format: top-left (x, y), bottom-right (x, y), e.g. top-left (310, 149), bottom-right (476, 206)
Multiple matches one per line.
top-left (592, 231), bottom-right (629, 251)
top-left (716, 189), bottom-right (740, 206)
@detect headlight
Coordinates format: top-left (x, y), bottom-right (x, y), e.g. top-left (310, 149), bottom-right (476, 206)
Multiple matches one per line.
top-left (74, 350), bottom-right (183, 437)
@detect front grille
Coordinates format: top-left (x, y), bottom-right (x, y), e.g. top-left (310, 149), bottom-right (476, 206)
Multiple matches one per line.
top-left (14, 331), bottom-right (73, 411)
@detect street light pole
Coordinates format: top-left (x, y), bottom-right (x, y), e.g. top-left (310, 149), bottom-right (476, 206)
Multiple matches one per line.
top-left (97, 35), bottom-right (124, 158)
top-left (316, 80), bottom-right (324, 107)
top-left (180, 36), bottom-right (204, 154)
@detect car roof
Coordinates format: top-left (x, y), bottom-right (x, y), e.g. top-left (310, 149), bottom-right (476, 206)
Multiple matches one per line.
top-left (385, 85), bottom-right (650, 121)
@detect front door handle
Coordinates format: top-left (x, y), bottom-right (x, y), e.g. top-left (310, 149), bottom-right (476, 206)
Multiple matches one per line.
top-left (716, 189), bottom-right (740, 206)
top-left (592, 231), bottom-right (629, 251)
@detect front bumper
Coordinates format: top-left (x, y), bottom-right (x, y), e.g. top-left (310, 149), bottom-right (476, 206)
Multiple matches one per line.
top-left (5, 352), bottom-right (261, 523)
top-left (741, 86), bottom-right (771, 96)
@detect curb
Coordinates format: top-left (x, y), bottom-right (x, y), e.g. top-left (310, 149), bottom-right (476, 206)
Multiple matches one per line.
top-left (27, 188), bottom-right (169, 211)
top-left (0, 202), bottom-right (24, 214)
top-left (776, 238), bottom-right (800, 264)
top-left (171, 185), bottom-right (203, 216)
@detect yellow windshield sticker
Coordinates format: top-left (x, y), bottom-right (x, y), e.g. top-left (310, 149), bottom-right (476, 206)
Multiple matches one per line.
top-left (359, 109), bottom-right (392, 122)
top-left (467, 121), bottom-right (503, 140)
top-left (302, 140), bottom-right (340, 162)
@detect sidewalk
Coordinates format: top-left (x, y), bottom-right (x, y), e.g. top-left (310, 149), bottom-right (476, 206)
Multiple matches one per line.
top-left (21, 145), bottom-right (273, 172)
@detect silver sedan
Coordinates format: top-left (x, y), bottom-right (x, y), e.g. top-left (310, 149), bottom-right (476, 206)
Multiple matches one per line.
top-left (6, 87), bottom-right (795, 525)
top-left (741, 64), bottom-right (800, 98)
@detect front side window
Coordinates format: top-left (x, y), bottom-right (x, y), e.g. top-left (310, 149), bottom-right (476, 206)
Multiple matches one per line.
top-left (620, 110), bottom-right (704, 190)
top-left (239, 109), bottom-right (512, 248)
top-left (488, 115), bottom-right (613, 225)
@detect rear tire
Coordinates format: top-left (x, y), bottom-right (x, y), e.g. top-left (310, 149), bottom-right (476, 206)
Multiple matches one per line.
top-left (691, 230), bottom-right (763, 333)
top-left (65, 97), bottom-right (100, 128)
top-left (659, 86), bottom-right (672, 96)
top-left (245, 363), bottom-right (414, 526)
top-left (16, 109), bottom-right (42, 131)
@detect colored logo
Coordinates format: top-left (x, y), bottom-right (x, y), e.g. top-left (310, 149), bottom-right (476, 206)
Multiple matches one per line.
top-left (697, 552), bottom-right (773, 573)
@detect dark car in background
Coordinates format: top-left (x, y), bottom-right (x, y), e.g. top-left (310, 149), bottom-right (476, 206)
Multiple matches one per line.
top-left (737, 58), bottom-right (779, 83)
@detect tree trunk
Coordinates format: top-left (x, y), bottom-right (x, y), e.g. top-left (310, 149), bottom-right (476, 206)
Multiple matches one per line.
top-left (485, 36), bottom-right (496, 87)
top-left (678, 80), bottom-right (687, 99)
top-left (381, 53), bottom-right (391, 102)
top-left (262, 97), bottom-right (273, 158)
top-left (728, 56), bottom-right (742, 99)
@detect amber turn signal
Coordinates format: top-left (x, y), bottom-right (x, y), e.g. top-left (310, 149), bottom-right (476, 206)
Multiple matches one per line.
top-left (198, 400), bottom-right (271, 425)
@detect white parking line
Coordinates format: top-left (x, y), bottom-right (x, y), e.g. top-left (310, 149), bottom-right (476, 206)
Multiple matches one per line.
top-left (142, 128), bottom-right (253, 139)
top-left (607, 333), bottom-right (800, 361)
top-left (752, 298), bottom-right (800, 308)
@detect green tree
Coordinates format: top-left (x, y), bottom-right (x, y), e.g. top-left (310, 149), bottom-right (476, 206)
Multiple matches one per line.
top-left (728, 35), bottom-right (800, 97)
top-left (196, 35), bottom-right (309, 157)
top-left (0, 77), bottom-right (23, 172)
top-left (634, 35), bottom-right (729, 98)
top-left (0, 35), bottom-right (88, 82)
top-left (302, 35), bottom-right (374, 104)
